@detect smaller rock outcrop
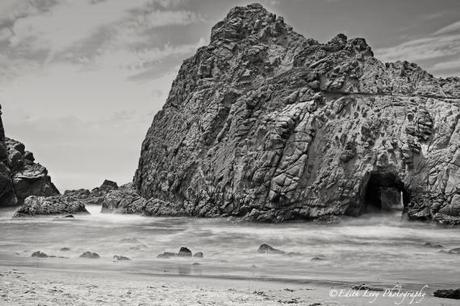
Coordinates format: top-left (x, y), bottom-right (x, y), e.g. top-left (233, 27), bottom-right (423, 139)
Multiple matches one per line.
top-left (101, 184), bottom-right (183, 216)
top-left (13, 195), bottom-right (89, 217)
top-left (63, 179), bottom-right (119, 205)
top-left (14, 179), bottom-right (121, 217)
top-left (0, 105), bottom-right (59, 207)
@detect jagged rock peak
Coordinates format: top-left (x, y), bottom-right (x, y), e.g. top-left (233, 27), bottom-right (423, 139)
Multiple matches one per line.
top-left (210, 3), bottom-right (292, 43)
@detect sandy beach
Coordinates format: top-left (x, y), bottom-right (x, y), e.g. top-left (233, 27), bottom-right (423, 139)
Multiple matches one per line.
top-left (0, 265), bottom-right (458, 306)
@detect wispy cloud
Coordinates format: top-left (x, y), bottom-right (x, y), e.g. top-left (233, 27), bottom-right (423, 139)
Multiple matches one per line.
top-left (376, 19), bottom-right (460, 77)
top-left (0, 0), bottom-right (203, 77)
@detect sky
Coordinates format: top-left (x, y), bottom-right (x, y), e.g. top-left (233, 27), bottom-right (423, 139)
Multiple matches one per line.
top-left (0, 0), bottom-right (459, 191)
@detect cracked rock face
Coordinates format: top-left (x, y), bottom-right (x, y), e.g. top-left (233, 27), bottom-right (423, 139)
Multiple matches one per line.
top-left (0, 107), bottom-right (59, 207)
top-left (134, 4), bottom-right (460, 223)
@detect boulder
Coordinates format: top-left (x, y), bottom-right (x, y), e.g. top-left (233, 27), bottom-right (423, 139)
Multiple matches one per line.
top-left (31, 251), bottom-right (48, 258)
top-left (257, 244), bottom-right (285, 255)
top-left (448, 248), bottom-right (460, 254)
top-left (193, 252), bottom-right (204, 258)
top-left (131, 4), bottom-right (460, 223)
top-left (113, 255), bottom-right (131, 261)
top-left (178, 247), bottom-right (192, 257)
top-left (423, 242), bottom-right (443, 248)
top-left (79, 251), bottom-right (100, 259)
top-left (13, 195), bottom-right (89, 217)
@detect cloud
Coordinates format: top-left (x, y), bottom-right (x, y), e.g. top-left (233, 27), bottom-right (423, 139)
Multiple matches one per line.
top-left (434, 20), bottom-right (460, 36)
top-left (376, 19), bottom-right (460, 77)
top-left (0, 0), bottom-right (202, 67)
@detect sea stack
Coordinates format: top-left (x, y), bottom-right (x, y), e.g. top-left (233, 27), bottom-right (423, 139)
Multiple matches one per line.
top-left (134, 4), bottom-right (460, 223)
top-left (0, 105), bottom-right (59, 207)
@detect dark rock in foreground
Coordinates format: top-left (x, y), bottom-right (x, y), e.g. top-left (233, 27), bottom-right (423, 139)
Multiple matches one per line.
top-left (79, 251), bottom-right (100, 259)
top-left (257, 244), bottom-right (285, 255)
top-left (13, 196), bottom-right (89, 217)
top-left (131, 4), bottom-right (460, 223)
top-left (433, 288), bottom-right (460, 299)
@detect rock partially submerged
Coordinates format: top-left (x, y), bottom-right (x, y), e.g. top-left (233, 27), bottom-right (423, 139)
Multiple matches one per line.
top-left (31, 251), bottom-right (49, 258)
top-left (131, 4), bottom-right (460, 224)
top-left (79, 251), bottom-right (100, 259)
top-left (178, 247), bottom-right (192, 257)
top-left (13, 196), bottom-right (89, 217)
top-left (423, 242), bottom-right (443, 248)
top-left (157, 247), bottom-right (202, 259)
top-left (257, 244), bottom-right (285, 255)
top-left (113, 255), bottom-right (131, 261)
top-left (448, 248), bottom-right (460, 254)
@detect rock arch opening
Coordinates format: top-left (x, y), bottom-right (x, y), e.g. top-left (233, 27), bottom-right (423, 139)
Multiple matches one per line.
top-left (362, 171), bottom-right (409, 213)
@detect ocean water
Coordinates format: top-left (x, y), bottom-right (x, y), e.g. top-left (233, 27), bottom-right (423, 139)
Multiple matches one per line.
top-left (0, 205), bottom-right (459, 289)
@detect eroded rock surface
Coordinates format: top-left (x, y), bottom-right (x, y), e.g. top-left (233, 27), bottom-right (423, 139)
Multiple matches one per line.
top-left (133, 4), bottom-right (460, 224)
top-left (13, 195), bottom-right (89, 217)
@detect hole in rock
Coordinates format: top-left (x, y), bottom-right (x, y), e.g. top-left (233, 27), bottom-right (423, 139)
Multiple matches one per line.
top-left (363, 171), bottom-right (409, 213)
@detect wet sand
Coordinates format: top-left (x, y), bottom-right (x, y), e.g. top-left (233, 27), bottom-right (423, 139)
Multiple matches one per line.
top-left (0, 265), bottom-right (458, 305)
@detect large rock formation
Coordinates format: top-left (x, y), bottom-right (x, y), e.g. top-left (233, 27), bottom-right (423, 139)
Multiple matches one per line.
top-left (0, 106), bottom-right (59, 207)
top-left (134, 4), bottom-right (460, 223)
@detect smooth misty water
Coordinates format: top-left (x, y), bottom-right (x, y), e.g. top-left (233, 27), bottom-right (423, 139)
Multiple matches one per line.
top-left (0, 206), bottom-right (459, 289)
